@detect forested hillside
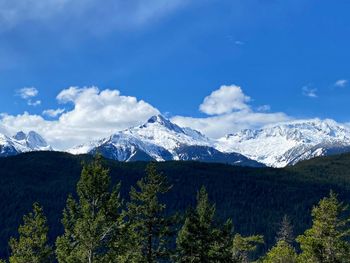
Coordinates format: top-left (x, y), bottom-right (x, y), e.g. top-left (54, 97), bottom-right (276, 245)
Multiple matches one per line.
top-left (1, 151), bottom-right (350, 259)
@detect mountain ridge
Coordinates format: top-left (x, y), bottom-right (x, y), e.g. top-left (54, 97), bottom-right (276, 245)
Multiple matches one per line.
top-left (216, 118), bottom-right (350, 167)
top-left (68, 114), bottom-right (263, 167)
top-left (0, 131), bottom-right (52, 157)
top-left (3, 116), bottom-right (350, 167)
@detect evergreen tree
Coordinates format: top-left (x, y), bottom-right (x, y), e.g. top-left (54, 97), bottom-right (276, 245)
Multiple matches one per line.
top-left (232, 234), bottom-right (264, 263)
top-left (55, 155), bottom-right (125, 263)
top-left (276, 215), bottom-right (294, 245)
top-left (296, 191), bottom-right (350, 263)
top-left (209, 219), bottom-right (234, 262)
top-left (175, 208), bottom-right (202, 263)
top-left (261, 240), bottom-right (297, 263)
top-left (127, 162), bottom-right (175, 263)
top-left (261, 215), bottom-right (297, 263)
top-left (9, 203), bottom-right (53, 263)
top-left (176, 186), bottom-right (216, 263)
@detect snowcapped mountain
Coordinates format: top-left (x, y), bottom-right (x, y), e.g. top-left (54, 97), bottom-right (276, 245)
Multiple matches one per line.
top-left (0, 131), bottom-right (52, 157)
top-left (4, 117), bottom-right (350, 168)
top-left (216, 119), bottom-right (350, 167)
top-left (69, 115), bottom-right (264, 167)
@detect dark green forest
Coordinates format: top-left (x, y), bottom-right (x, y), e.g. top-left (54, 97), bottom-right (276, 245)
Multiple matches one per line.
top-left (1, 151), bottom-right (350, 261)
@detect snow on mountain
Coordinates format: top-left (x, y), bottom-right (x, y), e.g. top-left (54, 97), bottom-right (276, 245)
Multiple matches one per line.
top-left (4, 117), bottom-right (350, 168)
top-left (69, 115), bottom-right (263, 167)
top-left (216, 119), bottom-right (350, 167)
top-left (69, 115), bottom-right (211, 160)
top-left (68, 138), bottom-right (107, 155)
top-left (0, 131), bottom-right (52, 157)
top-left (69, 116), bottom-right (350, 167)
top-left (123, 115), bottom-right (211, 155)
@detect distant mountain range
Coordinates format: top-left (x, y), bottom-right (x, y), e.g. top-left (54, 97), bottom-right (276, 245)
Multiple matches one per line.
top-left (216, 119), bottom-right (350, 167)
top-left (0, 131), bottom-right (52, 157)
top-left (2, 115), bottom-right (350, 167)
top-left (68, 115), bottom-right (263, 167)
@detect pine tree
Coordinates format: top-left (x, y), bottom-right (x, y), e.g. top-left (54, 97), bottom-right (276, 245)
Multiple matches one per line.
top-left (127, 162), bottom-right (175, 263)
top-left (176, 186), bottom-right (216, 263)
top-left (9, 203), bottom-right (53, 263)
top-left (232, 234), bottom-right (264, 263)
top-left (262, 216), bottom-right (297, 263)
top-left (261, 240), bottom-right (297, 263)
top-left (209, 219), bottom-right (234, 262)
top-left (296, 191), bottom-right (350, 263)
top-left (276, 215), bottom-right (294, 245)
top-left (55, 155), bottom-right (125, 263)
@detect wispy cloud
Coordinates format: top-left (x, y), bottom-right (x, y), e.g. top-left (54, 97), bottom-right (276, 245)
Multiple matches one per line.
top-left (42, 108), bottom-right (65, 118)
top-left (27, 100), bottom-right (41, 106)
top-left (16, 87), bottom-right (41, 106)
top-left (0, 0), bottom-right (188, 33)
top-left (302, 86), bottom-right (317, 98)
top-left (257, 105), bottom-right (271, 112)
top-left (17, 87), bottom-right (38, 99)
top-left (334, 79), bottom-right (348, 88)
top-left (234, 40), bottom-right (245, 46)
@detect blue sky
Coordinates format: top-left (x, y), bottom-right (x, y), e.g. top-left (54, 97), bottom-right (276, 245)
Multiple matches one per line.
top-left (1, 0), bottom-right (350, 149)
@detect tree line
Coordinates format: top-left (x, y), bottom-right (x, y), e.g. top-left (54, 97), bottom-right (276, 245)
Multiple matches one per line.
top-left (2, 155), bottom-right (350, 263)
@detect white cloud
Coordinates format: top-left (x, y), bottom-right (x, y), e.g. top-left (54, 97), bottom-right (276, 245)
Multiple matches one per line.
top-left (1, 86), bottom-right (159, 150)
top-left (302, 86), bottom-right (317, 98)
top-left (199, 85), bottom-right (250, 115)
top-left (0, 84), bottom-right (290, 148)
top-left (56, 86), bottom-right (83, 103)
top-left (17, 87), bottom-right (38, 99)
top-left (172, 110), bottom-right (291, 138)
top-left (257, 105), bottom-right (271, 112)
top-left (16, 87), bottom-right (41, 106)
top-left (42, 108), bottom-right (65, 117)
top-left (27, 100), bottom-right (41, 106)
top-left (172, 85), bottom-right (290, 138)
top-left (0, 0), bottom-right (188, 33)
top-left (334, 79), bottom-right (348, 88)
top-left (172, 110), bottom-right (289, 139)
top-left (56, 87), bottom-right (159, 130)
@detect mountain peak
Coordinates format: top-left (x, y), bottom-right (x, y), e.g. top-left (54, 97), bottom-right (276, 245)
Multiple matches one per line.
top-left (147, 114), bottom-right (168, 124)
top-left (144, 115), bottom-right (184, 133)
top-left (13, 131), bottom-right (26, 141)
top-left (69, 114), bottom-right (214, 162)
top-left (0, 130), bottom-right (52, 157)
top-left (27, 131), bottom-right (48, 148)
top-left (13, 131), bottom-right (48, 148)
